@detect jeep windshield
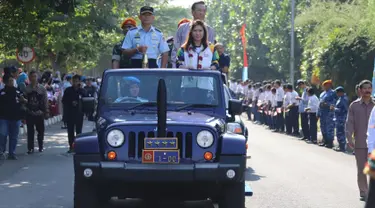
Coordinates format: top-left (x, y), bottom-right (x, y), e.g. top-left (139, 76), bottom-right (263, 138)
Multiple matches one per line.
top-left (101, 71), bottom-right (220, 110)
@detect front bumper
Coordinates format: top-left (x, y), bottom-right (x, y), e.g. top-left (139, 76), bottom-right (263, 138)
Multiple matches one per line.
top-left (74, 155), bottom-right (246, 183)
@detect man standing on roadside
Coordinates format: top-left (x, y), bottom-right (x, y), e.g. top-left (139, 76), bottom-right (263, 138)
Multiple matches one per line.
top-left (346, 80), bottom-right (374, 201)
top-left (171, 1), bottom-right (216, 68)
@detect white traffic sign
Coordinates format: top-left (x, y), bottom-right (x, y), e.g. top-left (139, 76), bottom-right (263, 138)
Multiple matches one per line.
top-left (16, 47), bottom-right (36, 64)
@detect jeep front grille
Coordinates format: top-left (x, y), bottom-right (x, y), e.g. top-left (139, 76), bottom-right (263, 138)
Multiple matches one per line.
top-left (127, 131), bottom-right (193, 159)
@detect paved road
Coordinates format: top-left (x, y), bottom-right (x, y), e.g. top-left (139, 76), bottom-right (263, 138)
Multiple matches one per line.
top-left (0, 117), bottom-right (366, 208)
top-left (244, 117), bottom-right (365, 208)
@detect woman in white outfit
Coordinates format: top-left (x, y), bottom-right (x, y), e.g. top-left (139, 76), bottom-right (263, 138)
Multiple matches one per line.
top-left (176, 20), bottom-right (219, 98)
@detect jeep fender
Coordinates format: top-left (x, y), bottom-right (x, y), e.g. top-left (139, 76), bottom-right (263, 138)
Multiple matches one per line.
top-left (74, 132), bottom-right (100, 154)
top-left (220, 133), bottom-right (246, 155)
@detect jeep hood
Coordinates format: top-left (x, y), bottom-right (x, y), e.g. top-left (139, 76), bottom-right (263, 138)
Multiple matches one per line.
top-left (102, 111), bottom-right (221, 125)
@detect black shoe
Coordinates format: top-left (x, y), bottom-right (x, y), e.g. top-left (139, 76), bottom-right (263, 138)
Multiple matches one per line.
top-left (27, 149), bottom-right (34, 154)
top-left (67, 149), bottom-right (74, 154)
top-left (7, 155), bottom-right (18, 160)
top-left (360, 195), bottom-right (367, 201)
top-left (325, 143), bottom-right (333, 149)
top-left (39, 148), bottom-right (44, 152)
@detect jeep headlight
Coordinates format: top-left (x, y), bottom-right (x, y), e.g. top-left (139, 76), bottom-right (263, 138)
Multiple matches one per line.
top-left (107, 129), bottom-right (125, 147)
top-left (196, 130), bottom-right (214, 148)
top-left (227, 123), bottom-right (243, 134)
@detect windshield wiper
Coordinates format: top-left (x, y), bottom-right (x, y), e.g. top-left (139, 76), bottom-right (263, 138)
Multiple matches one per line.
top-left (175, 104), bottom-right (217, 111)
top-left (127, 102), bottom-right (157, 110)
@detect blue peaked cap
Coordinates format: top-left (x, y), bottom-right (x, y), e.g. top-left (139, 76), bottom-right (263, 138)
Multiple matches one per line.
top-left (123, 76), bottom-right (140, 85)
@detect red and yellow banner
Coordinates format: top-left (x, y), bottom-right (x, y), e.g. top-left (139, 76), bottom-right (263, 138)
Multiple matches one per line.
top-left (240, 24), bottom-right (248, 67)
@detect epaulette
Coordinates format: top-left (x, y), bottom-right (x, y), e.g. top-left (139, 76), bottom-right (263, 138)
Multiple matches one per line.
top-left (129, 27), bottom-right (137, 31)
top-left (154, 28), bottom-right (162, 33)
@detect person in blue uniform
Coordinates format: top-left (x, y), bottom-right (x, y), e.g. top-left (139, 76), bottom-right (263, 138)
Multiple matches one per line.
top-left (112, 18), bottom-right (137, 69)
top-left (333, 86), bottom-right (348, 152)
top-left (318, 80), bottom-right (337, 148)
top-left (121, 6), bottom-right (169, 68)
top-left (114, 76), bottom-right (148, 103)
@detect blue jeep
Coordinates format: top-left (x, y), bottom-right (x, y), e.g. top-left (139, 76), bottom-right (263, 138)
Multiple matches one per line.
top-left (73, 69), bottom-right (249, 208)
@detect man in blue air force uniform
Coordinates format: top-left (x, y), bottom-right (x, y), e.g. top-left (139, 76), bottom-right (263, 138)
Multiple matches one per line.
top-left (318, 80), bottom-right (337, 148)
top-left (121, 6), bottom-right (169, 68)
top-left (333, 86), bottom-right (348, 152)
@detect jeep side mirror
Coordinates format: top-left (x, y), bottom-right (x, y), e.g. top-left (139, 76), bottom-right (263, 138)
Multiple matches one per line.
top-left (228, 99), bottom-right (243, 115)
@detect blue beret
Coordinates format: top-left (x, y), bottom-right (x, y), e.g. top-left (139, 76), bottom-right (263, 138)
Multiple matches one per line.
top-left (123, 76), bottom-right (140, 85)
top-left (335, 86), bottom-right (344, 91)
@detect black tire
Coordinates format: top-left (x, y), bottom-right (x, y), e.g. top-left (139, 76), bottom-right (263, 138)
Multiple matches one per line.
top-left (74, 176), bottom-right (109, 208)
top-left (218, 181), bottom-right (245, 208)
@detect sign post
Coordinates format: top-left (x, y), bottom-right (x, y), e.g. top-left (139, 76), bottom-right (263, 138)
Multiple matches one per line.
top-left (16, 47), bottom-right (36, 64)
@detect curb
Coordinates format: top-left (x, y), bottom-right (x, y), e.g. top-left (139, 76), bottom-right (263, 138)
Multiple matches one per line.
top-left (19, 115), bottom-right (63, 136)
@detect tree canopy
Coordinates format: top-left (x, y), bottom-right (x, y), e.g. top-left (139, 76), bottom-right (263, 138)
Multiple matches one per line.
top-left (0, 0), bottom-right (189, 75)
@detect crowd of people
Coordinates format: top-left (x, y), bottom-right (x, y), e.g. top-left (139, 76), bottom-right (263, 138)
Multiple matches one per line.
top-left (230, 78), bottom-right (375, 202)
top-left (0, 66), bottom-right (99, 160)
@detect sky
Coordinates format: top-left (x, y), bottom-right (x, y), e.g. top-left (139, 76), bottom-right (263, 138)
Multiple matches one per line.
top-left (169, 0), bottom-right (192, 8)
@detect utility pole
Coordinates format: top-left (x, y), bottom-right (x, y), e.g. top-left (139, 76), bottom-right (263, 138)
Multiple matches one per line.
top-left (290, 0), bottom-right (295, 85)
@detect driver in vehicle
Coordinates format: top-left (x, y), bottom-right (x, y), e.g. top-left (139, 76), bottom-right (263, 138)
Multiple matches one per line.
top-left (114, 76), bottom-right (148, 103)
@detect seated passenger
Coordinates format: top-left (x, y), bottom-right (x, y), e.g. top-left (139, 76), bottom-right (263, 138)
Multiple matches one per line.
top-left (176, 20), bottom-right (219, 70)
top-left (114, 76), bottom-right (148, 103)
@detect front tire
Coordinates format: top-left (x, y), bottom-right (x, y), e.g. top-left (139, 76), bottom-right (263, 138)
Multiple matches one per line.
top-left (74, 175), bottom-right (109, 208)
top-left (218, 181), bottom-right (245, 208)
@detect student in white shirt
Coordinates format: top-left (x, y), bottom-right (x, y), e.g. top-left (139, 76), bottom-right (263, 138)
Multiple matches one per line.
top-left (283, 85), bottom-right (292, 134)
top-left (274, 80), bottom-right (285, 132)
top-left (252, 83), bottom-right (260, 123)
top-left (246, 84), bottom-right (253, 121)
top-left (287, 85), bottom-right (300, 136)
top-left (258, 87), bottom-right (265, 124)
top-left (264, 84), bottom-right (272, 128)
top-left (270, 88), bottom-right (278, 130)
top-left (305, 87), bottom-right (319, 143)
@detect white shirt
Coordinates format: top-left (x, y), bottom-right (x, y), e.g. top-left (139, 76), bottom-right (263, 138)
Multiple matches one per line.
top-left (265, 91), bottom-right (272, 104)
top-left (230, 82), bottom-right (237, 92)
top-left (236, 84), bottom-right (244, 94)
top-left (246, 88), bottom-right (253, 100)
top-left (271, 93), bottom-right (277, 107)
top-left (283, 92), bottom-right (291, 107)
top-left (367, 106), bottom-right (375, 153)
top-left (253, 88), bottom-right (259, 100)
top-left (258, 92), bottom-right (265, 103)
top-left (276, 87), bottom-right (284, 102)
top-left (307, 95), bottom-right (319, 113)
top-left (290, 90), bottom-right (300, 106)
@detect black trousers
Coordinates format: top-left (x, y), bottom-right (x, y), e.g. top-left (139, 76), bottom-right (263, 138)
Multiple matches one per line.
top-left (67, 116), bottom-right (84, 149)
top-left (26, 115), bottom-right (45, 150)
top-left (365, 177), bottom-right (375, 208)
top-left (308, 113), bottom-right (317, 141)
top-left (301, 112), bottom-right (309, 139)
top-left (276, 101), bottom-right (284, 131)
top-left (289, 106), bottom-right (299, 134)
top-left (131, 59), bottom-right (158, 68)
